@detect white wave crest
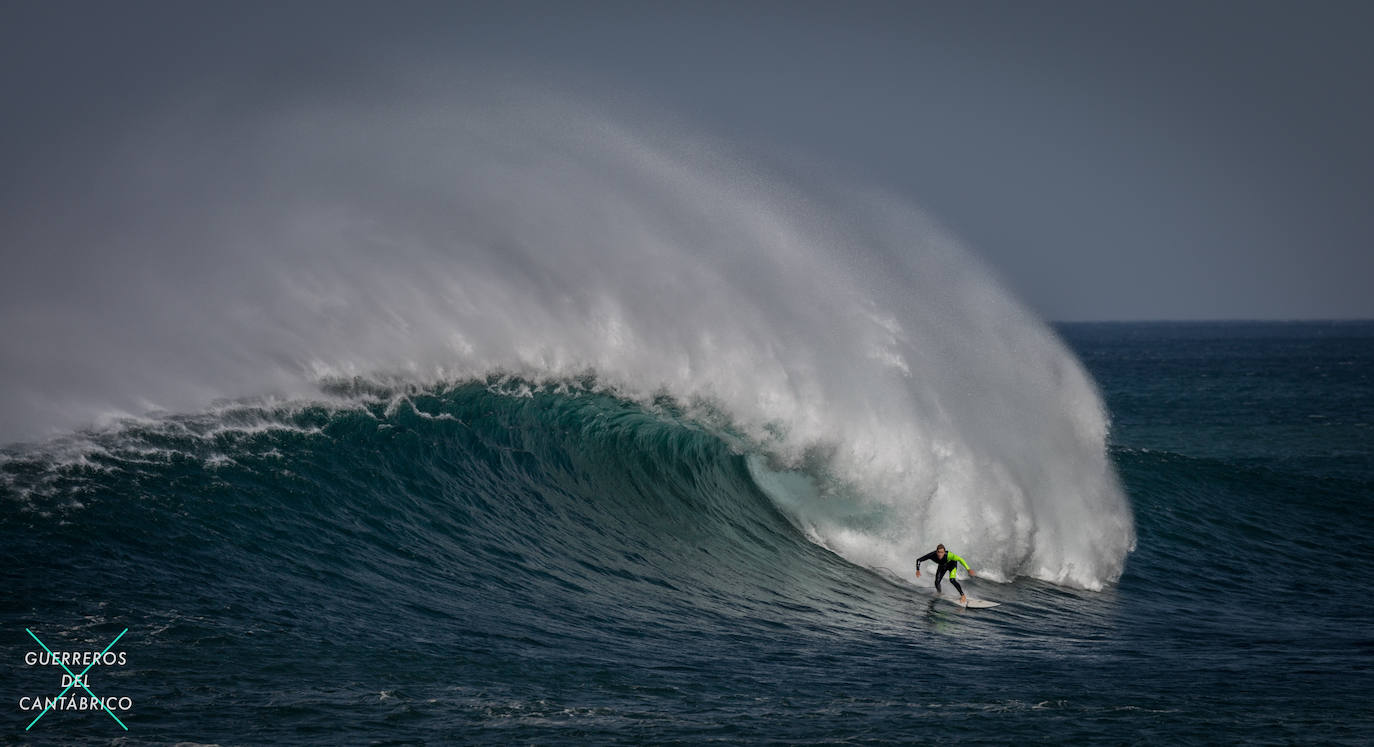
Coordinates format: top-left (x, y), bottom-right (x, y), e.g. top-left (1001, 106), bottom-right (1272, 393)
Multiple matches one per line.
top-left (0, 82), bottom-right (1134, 588)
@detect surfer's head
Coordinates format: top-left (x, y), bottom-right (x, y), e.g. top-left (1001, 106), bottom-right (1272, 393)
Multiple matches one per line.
top-left (935, 544), bottom-right (946, 556)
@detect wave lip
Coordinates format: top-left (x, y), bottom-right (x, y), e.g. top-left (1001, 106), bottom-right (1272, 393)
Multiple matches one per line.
top-left (0, 87), bottom-right (1133, 588)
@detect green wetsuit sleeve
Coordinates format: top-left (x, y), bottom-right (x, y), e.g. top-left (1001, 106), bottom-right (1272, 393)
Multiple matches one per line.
top-left (949, 553), bottom-right (970, 572)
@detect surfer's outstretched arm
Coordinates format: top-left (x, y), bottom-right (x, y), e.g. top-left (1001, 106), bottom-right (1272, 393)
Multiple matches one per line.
top-left (914, 550), bottom-right (938, 578)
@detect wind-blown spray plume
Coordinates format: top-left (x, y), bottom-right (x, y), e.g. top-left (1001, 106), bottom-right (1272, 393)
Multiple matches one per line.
top-left (0, 88), bottom-right (1134, 588)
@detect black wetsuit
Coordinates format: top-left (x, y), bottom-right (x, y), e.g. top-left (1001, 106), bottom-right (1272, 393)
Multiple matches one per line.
top-left (916, 550), bottom-right (969, 596)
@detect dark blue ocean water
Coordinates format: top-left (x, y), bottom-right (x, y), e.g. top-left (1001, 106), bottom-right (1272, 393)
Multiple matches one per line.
top-left (3, 321), bottom-right (1372, 744)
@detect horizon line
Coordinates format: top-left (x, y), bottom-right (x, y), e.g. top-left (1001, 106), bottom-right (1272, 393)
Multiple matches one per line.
top-left (1049, 317), bottom-right (1374, 325)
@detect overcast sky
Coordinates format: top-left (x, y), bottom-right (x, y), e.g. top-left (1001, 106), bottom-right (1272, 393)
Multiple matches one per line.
top-left (3, 0), bottom-right (1372, 321)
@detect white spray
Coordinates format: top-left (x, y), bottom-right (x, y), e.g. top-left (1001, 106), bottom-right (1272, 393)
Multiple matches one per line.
top-left (0, 85), bottom-right (1135, 588)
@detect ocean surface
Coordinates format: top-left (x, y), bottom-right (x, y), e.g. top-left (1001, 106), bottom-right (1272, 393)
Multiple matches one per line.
top-left (3, 320), bottom-right (1371, 744)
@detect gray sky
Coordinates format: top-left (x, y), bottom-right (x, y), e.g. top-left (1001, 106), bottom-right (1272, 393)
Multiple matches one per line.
top-left (3, 0), bottom-right (1372, 321)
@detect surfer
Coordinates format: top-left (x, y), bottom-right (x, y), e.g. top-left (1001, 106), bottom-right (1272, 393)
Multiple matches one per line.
top-left (916, 544), bottom-right (974, 605)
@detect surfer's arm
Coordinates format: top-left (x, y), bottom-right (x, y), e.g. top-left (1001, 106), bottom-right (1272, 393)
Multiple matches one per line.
top-left (950, 553), bottom-right (972, 573)
top-left (914, 551), bottom-right (937, 576)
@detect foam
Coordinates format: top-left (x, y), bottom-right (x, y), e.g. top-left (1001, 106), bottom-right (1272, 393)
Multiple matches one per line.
top-left (0, 83), bottom-right (1134, 588)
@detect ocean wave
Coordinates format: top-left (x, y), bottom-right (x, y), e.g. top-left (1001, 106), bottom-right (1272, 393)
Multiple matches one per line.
top-left (0, 84), bottom-right (1132, 588)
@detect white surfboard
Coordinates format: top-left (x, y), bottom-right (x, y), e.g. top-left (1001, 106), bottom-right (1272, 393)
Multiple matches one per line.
top-left (945, 596), bottom-right (1000, 609)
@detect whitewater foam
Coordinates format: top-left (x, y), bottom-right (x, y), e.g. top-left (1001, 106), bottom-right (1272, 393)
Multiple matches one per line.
top-left (0, 83), bottom-right (1134, 588)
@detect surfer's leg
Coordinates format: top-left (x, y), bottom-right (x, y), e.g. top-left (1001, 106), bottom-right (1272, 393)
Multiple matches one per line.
top-left (934, 567), bottom-right (946, 593)
top-left (949, 577), bottom-right (963, 596)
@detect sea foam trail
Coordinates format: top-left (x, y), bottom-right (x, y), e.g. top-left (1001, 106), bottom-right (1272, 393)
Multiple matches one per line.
top-left (0, 86), bottom-right (1135, 588)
